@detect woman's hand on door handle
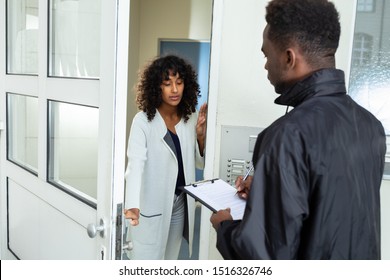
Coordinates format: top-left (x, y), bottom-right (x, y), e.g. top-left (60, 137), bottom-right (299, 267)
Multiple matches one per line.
top-left (124, 208), bottom-right (140, 226)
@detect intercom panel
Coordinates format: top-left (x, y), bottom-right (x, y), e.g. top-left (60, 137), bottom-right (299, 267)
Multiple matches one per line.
top-left (219, 125), bottom-right (263, 185)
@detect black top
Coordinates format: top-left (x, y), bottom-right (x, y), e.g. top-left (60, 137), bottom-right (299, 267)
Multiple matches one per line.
top-left (168, 130), bottom-right (186, 195)
top-left (216, 69), bottom-right (386, 260)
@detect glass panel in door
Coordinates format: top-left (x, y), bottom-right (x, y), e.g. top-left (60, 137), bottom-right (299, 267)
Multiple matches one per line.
top-left (48, 101), bottom-right (99, 206)
top-left (48, 0), bottom-right (101, 78)
top-left (6, 0), bottom-right (39, 74)
top-left (6, 93), bottom-right (39, 174)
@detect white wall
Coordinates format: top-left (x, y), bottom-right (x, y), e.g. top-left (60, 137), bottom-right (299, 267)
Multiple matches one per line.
top-left (202, 0), bottom-right (390, 260)
top-left (138, 0), bottom-right (212, 67)
top-left (126, 0), bottom-right (141, 143)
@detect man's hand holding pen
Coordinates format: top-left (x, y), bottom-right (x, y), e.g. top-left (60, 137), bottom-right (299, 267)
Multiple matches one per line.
top-left (235, 165), bottom-right (253, 200)
top-left (235, 176), bottom-right (252, 199)
top-left (210, 166), bottom-right (253, 230)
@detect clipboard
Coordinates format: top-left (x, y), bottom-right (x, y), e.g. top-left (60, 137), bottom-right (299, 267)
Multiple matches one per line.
top-left (181, 178), bottom-right (246, 220)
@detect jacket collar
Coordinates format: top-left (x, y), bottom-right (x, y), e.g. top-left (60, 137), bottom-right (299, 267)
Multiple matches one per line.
top-left (274, 68), bottom-right (347, 107)
top-left (155, 109), bottom-right (183, 137)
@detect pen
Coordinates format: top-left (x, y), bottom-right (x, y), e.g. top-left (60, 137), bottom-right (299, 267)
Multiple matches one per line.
top-left (243, 165), bottom-right (254, 181)
top-left (235, 165), bottom-right (254, 196)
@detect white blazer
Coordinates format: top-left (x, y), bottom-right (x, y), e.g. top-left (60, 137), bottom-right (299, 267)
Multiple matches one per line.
top-left (125, 110), bottom-right (204, 259)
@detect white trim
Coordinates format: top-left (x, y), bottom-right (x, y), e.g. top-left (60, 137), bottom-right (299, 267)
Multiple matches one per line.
top-left (0, 0), bottom-right (8, 260)
top-left (96, 0), bottom-right (129, 259)
top-left (95, 0), bottom-right (116, 259)
top-left (199, 0), bottom-right (224, 260)
top-left (45, 78), bottom-right (99, 107)
top-left (343, 0), bottom-right (358, 89)
top-left (37, 0), bottom-right (48, 182)
top-left (110, 0), bottom-right (130, 259)
top-left (4, 75), bottom-right (39, 96)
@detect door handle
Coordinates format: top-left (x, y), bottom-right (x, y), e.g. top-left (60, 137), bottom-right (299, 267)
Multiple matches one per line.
top-left (123, 236), bottom-right (133, 252)
top-left (87, 218), bottom-right (106, 238)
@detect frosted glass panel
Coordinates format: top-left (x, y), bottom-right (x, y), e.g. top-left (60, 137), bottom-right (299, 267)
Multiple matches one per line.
top-left (7, 0), bottom-right (39, 74)
top-left (49, 0), bottom-right (101, 78)
top-left (7, 93), bottom-right (38, 174)
top-left (48, 101), bottom-right (98, 203)
top-left (349, 1), bottom-right (390, 178)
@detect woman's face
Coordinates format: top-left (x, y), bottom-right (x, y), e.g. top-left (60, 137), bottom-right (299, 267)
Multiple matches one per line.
top-left (160, 71), bottom-right (184, 107)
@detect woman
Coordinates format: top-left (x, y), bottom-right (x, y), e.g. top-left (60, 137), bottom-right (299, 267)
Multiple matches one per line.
top-left (124, 55), bottom-right (207, 259)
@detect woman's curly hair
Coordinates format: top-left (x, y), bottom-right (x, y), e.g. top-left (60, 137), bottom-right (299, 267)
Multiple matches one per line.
top-left (135, 55), bottom-right (200, 122)
top-left (265, 0), bottom-right (340, 67)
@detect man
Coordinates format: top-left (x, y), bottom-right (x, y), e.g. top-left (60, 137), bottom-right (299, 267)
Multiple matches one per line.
top-left (210, 0), bottom-right (386, 259)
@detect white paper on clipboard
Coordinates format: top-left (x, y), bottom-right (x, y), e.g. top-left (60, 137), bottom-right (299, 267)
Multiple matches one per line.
top-left (182, 178), bottom-right (246, 220)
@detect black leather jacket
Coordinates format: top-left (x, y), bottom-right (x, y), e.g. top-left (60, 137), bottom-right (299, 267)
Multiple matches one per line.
top-left (217, 69), bottom-right (386, 259)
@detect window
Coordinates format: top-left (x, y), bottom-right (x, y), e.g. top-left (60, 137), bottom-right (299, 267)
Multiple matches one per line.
top-left (357, 0), bottom-right (375, 12)
top-left (351, 33), bottom-right (373, 66)
top-left (349, 0), bottom-right (390, 179)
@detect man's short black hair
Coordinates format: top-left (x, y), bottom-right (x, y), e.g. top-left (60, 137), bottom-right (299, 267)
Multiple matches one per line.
top-left (265, 0), bottom-right (340, 66)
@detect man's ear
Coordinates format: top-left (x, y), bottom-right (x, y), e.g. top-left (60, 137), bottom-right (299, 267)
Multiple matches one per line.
top-left (285, 48), bottom-right (297, 69)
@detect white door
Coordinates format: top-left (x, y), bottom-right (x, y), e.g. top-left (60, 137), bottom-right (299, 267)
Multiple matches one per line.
top-left (0, 0), bottom-right (129, 259)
